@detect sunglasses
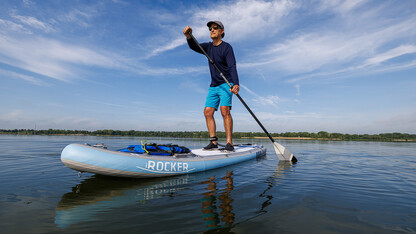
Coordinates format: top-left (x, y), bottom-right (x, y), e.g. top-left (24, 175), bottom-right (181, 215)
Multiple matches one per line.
top-left (209, 26), bottom-right (220, 31)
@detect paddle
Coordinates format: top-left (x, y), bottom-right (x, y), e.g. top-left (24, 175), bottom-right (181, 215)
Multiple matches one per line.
top-left (189, 33), bottom-right (297, 163)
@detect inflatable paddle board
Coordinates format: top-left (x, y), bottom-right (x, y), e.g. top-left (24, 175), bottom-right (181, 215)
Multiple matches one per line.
top-left (61, 143), bottom-right (266, 178)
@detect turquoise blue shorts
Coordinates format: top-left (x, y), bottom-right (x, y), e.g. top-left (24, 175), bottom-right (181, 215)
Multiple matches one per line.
top-left (205, 83), bottom-right (233, 110)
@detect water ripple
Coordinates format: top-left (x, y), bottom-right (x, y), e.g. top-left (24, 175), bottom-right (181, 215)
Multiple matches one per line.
top-left (1, 136), bottom-right (415, 233)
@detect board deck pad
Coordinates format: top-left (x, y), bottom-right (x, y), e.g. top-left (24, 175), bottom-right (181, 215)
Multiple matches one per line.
top-left (192, 145), bottom-right (255, 156)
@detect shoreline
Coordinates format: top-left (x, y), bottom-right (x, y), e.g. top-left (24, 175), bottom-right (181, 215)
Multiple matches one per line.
top-left (248, 136), bottom-right (416, 142)
top-left (1, 132), bottom-right (415, 142)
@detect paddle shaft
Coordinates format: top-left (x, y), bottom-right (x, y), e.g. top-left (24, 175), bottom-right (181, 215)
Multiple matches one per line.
top-left (189, 33), bottom-right (276, 144)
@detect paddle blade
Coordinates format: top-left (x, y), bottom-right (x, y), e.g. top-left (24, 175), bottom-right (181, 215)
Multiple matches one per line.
top-left (273, 142), bottom-right (297, 162)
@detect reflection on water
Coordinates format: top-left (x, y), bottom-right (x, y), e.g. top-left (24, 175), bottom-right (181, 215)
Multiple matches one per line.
top-left (257, 161), bottom-right (294, 214)
top-left (55, 160), bottom-right (294, 232)
top-left (201, 172), bottom-right (235, 232)
top-left (55, 175), bottom-right (193, 228)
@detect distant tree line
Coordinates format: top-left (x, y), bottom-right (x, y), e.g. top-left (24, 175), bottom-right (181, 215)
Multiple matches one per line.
top-left (1, 129), bottom-right (415, 142)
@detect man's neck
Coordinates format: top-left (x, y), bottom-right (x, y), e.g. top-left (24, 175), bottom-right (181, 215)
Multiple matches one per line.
top-left (212, 38), bottom-right (223, 46)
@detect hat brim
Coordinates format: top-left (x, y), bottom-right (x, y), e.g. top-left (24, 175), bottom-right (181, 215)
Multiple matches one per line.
top-left (207, 21), bottom-right (224, 29)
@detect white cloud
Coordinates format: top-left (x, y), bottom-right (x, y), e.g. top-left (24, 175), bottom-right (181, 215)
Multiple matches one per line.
top-left (150, 0), bottom-right (298, 56)
top-left (245, 4), bottom-right (416, 82)
top-left (0, 34), bottom-right (120, 81)
top-left (287, 58), bottom-right (416, 83)
top-left (371, 111), bottom-right (416, 133)
top-left (232, 110), bottom-right (326, 132)
top-left (0, 109), bottom-right (102, 130)
top-left (256, 95), bottom-right (280, 107)
top-left (148, 37), bottom-right (186, 58)
top-left (263, 23), bottom-right (412, 73)
top-left (256, 111), bottom-right (323, 121)
top-left (58, 7), bottom-right (100, 27)
top-left (261, 32), bottom-right (365, 72)
top-left (317, 0), bottom-right (368, 15)
top-left (192, 0), bottom-right (298, 41)
top-left (364, 44), bottom-right (416, 65)
top-left (0, 69), bottom-right (49, 86)
top-left (0, 19), bottom-right (29, 33)
top-left (0, 109), bottom-right (23, 121)
top-left (22, 0), bottom-right (35, 8)
top-left (295, 84), bottom-right (300, 96)
top-left (11, 14), bottom-right (55, 33)
top-left (241, 84), bottom-right (280, 107)
top-left (0, 33), bottom-right (207, 83)
top-left (179, 80), bottom-right (206, 94)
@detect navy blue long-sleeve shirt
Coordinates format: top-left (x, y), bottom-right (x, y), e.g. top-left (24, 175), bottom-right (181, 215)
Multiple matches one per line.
top-left (187, 38), bottom-right (239, 87)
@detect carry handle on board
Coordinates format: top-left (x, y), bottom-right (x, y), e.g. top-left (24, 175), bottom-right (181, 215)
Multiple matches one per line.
top-left (189, 33), bottom-right (297, 163)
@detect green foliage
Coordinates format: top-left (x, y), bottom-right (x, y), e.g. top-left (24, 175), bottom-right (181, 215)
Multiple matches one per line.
top-left (0, 129), bottom-right (415, 142)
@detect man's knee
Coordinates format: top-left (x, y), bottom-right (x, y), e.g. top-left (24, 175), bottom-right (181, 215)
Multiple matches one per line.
top-left (220, 106), bottom-right (231, 118)
top-left (204, 107), bottom-right (215, 118)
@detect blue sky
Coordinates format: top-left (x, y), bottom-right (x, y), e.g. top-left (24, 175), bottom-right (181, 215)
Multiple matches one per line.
top-left (1, 0), bottom-right (415, 134)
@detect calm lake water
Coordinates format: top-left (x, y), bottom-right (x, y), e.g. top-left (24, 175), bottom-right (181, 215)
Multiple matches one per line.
top-left (0, 135), bottom-right (415, 233)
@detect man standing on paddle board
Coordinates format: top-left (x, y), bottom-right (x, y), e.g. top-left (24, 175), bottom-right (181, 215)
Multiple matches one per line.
top-left (183, 21), bottom-right (240, 151)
